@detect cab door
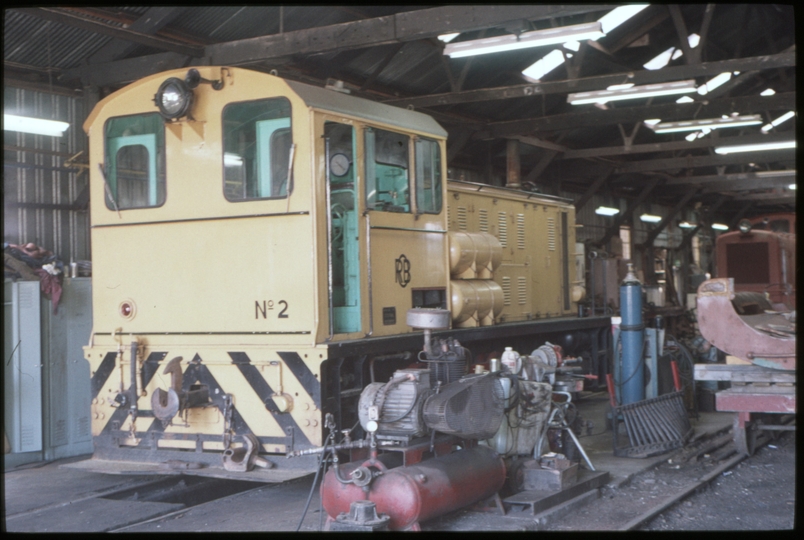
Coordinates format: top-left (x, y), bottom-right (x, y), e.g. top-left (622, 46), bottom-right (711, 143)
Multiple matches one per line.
top-left (363, 127), bottom-right (449, 336)
top-left (322, 120), bottom-right (361, 335)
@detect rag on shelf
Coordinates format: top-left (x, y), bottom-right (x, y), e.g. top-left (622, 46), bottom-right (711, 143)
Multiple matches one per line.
top-left (4, 242), bottom-right (64, 314)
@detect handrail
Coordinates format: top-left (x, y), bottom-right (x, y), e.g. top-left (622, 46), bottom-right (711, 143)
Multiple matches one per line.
top-left (325, 136), bottom-right (334, 342)
top-left (365, 211), bottom-right (373, 337)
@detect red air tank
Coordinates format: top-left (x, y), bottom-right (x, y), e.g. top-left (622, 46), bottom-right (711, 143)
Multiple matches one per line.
top-left (321, 445), bottom-right (505, 531)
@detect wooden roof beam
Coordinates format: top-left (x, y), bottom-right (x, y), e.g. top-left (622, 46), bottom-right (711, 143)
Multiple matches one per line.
top-left (382, 52), bottom-right (794, 109)
top-left (613, 149), bottom-right (796, 174)
top-left (477, 92), bottom-right (794, 137)
top-left (562, 132), bottom-right (793, 160)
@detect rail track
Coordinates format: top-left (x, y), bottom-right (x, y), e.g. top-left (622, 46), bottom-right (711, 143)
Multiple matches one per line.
top-left (539, 418), bottom-right (794, 532)
top-left (6, 418), bottom-right (793, 532)
top-left (4, 473), bottom-right (272, 533)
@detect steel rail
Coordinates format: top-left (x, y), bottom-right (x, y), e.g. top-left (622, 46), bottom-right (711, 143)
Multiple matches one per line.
top-left (619, 427), bottom-right (783, 531)
top-left (4, 477), bottom-right (169, 521)
top-left (619, 451), bottom-right (746, 531)
top-left (107, 481), bottom-right (271, 532)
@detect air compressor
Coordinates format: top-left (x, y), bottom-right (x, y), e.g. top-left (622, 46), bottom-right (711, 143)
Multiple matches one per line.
top-left (286, 309), bottom-right (513, 530)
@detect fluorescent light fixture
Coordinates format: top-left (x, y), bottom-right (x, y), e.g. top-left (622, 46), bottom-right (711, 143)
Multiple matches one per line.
top-left (711, 223), bottom-right (729, 231)
top-left (640, 214), bottom-right (662, 223)
top-left (522, 49), bottom-right (566, 81)
top-left (595, 206), bottom-right (620, 216)
top-left (770, 111), bottom-right (792, 126)
top-left (438, 33), bottom-right (460, 43)
top-left (224, 153), bottom-right (243, 167)
top-left (756, 169), bottom-right (796, 178)
top-left (651, 115), bottom-right (763, 133)
top-left (445, 22), bottom-right (604, 58)
top-left (643, 118), bottom-right (661, 127)
top-left (714, 140), bottom-right (796, 154)
top-left (760, 88), bottom-right (776, 96)
top-left (520, 4), bottom-right (647, 81)
top-left (597, 4), bottom-right (649, 34)
top-left (679, 221), bottom-right (696, 229)
top-left (697, 72), bottom-right (732, 95)
top-left (789, 184), bottom-right (796, 190)
top-left (4, 114), bottom-right (69, 137)
top-left (676, 96), bottom-right (695, 104)
top-left (760, 110), bottom-right (795, 132)
top-left (568, 80), bottom-right (697, 105)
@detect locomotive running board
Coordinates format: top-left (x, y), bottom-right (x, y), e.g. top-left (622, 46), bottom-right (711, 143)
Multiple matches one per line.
top-left (60, 457), bottom-right (317, 483)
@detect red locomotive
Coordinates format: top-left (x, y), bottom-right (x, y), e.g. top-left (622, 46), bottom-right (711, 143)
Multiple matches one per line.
top-left (714, 213), bottom-right (795, 310)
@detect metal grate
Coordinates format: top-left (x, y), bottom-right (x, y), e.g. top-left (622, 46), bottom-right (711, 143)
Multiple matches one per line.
top-left (498, 212), bottom-right (508, 247)
top-left (547, 217), bottom-right (556, 251)
top-left (518, 276), bottom-right (527, 305)
top-left (612, 391), bottom-right (693, 458)
top-left (478, 208), bottom-right (489, 232)
top-left (456, 206), bottom-right (467, 231)
top-left (516, 213), bottom-right (525, 249)
top-left (502, 277), bottom-right (511, 306)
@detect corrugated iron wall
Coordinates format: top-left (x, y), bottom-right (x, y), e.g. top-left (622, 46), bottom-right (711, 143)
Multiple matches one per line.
top-left (3, 85), bottom-right (90, 264)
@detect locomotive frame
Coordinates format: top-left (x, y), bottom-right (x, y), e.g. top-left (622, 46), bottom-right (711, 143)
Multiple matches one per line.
top-left (81, 66), bottom-right (611, 480)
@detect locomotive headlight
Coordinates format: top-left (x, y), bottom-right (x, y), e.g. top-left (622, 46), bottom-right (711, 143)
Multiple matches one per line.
top-left (154, 77), bottom-right (193, 120)
top-left (738, 219), bottom-right (752, 234)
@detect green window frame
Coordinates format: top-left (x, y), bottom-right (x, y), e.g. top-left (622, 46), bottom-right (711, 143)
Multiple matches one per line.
top-left (223, 98), bottom-right (292, 201)
top-left (414, 137), bottom-right (442, 214)
top-left (364, 127), bottom-right (410, 213)
top-left (103, 113), bottom-right (166, 210)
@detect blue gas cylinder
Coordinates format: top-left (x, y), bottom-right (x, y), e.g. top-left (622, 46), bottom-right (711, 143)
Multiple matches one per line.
top-left (619, 263), bottom-right (644, 404)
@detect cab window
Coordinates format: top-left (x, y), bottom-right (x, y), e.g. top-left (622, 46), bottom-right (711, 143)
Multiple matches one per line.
top-left (415, 137), bottom-right (442, 214)
top-left (365, 128), bottom-right (410, 212)
top-left (104, 113), bottom-right (165, 210)
top-left (223, 98), bottom-right (292, 201)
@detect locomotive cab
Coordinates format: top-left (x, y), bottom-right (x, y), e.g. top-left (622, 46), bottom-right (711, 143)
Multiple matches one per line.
top-left (82, 67), bottom-right (451, 476)
top-left (78, 66), bottom-right (605, 481)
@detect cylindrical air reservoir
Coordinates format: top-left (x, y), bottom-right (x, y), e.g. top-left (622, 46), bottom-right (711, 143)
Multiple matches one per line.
top-left (321, 445), bottom-right (505, 531)
top-left (619, 263), bottom-right (644, 405)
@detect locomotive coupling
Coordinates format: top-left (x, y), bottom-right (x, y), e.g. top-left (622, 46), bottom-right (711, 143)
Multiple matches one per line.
top-left (222, 433), bottom-right (274, 472)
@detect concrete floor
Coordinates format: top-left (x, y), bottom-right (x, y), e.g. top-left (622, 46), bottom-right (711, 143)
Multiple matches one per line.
top-left (4, 393), bottom-right (734, 532)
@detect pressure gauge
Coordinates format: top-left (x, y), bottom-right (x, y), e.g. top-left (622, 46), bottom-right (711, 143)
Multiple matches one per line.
top-left (330, 153), bottom-right (351, 177)
top-left (366, 420), bottom-right (378, 433)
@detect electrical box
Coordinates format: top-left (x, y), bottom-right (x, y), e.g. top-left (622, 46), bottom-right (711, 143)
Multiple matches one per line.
top-left (4, 280), bottom-right (43, 455)
top-left (4, 278), bottom-right (93, 465)
top-left (41, 278), bottom-right (93, 460)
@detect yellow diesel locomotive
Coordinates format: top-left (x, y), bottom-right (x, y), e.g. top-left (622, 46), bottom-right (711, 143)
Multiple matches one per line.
top-left (80, 66), bottom-right (610, 480)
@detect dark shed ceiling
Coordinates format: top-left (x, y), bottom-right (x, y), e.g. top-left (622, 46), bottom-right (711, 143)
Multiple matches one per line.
top-left (4, 5), bottom-right (797, 227)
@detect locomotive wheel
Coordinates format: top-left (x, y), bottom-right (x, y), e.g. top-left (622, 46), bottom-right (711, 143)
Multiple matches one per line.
top-left (733, 414), bottom-right (757, 457)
